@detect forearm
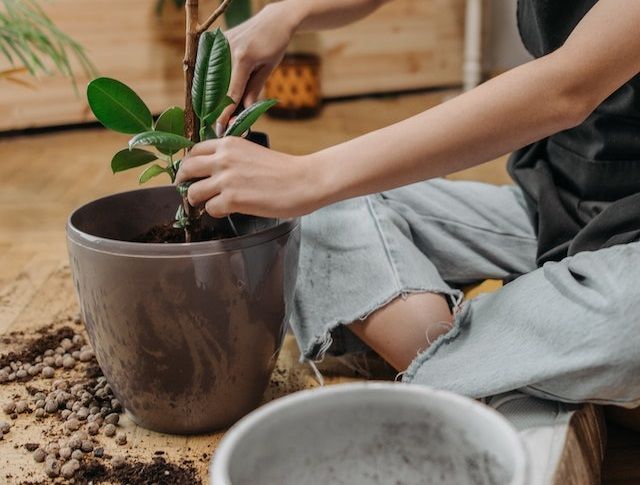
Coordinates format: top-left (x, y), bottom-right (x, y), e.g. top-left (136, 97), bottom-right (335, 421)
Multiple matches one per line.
top-left (312, 51), bottom-right (592, 205)
top-left (271, 0), bottom-right (390, 33)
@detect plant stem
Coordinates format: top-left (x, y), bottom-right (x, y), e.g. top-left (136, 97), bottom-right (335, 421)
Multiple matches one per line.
top-left (197, 0), bottom-right (234, 34)
top-left (183, 0), bottom-right (233, 242)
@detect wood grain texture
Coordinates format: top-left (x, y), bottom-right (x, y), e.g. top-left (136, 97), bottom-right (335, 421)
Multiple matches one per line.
top-left (0, 92), bottom-right (612, 483)
top-left (0, 0), bottom-right (464, 131)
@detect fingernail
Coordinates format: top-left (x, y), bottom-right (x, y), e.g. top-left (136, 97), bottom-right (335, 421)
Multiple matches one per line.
top-left (215, 122), bottom-right (224, 137)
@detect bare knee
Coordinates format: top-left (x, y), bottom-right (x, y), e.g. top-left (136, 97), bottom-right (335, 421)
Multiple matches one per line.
top-left (349, 292), bottom-right (454, 372)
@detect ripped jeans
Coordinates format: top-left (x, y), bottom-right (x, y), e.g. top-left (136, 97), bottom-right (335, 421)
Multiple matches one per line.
top-left (290, 179), bottom-right (640, 407)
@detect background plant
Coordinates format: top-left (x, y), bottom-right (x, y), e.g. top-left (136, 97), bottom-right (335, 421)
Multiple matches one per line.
top-left (87, 16), bottom-right (276, 241)
top-left (0, 0), bottom-right (94, 86)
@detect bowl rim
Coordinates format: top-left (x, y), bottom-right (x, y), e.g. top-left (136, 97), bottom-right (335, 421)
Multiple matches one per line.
top-left (210, 381), bottom-right (529, 485)
top-left (66, 186), bottom-right (299, 257)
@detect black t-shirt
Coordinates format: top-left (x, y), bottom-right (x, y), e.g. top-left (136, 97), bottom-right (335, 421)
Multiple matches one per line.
top-left (508, 0), bottom-right (640, 265)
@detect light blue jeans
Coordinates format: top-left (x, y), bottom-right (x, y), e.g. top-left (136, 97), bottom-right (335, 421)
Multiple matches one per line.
top-left (290, 179), bottom-right (640, 407)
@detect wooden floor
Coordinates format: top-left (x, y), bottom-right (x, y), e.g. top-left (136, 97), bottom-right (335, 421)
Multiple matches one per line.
top-left (1, 90), bottom-right (639, 483)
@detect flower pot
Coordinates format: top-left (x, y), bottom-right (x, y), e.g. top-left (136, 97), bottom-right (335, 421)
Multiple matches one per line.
top-left (211, 383), bottom-right (529, 485)
top-left (67, 186), bottom-right (300, 434)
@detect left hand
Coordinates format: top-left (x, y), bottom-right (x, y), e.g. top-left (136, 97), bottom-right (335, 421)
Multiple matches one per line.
top-left (175, 137), bottom-right (323, 219)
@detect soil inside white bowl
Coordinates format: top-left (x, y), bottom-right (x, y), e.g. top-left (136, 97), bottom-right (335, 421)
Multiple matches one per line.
top-left (227, 400), bottom-right (511, 485)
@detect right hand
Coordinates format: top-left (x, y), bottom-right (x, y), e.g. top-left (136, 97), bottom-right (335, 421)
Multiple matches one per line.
top-left (217, 2), bottom-right (297, 134)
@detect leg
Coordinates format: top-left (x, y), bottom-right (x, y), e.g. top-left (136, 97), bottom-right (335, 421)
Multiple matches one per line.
top-left (405, 241), bottom-right (640, 406)
top-left (291, 179), bottom-right (538, 369)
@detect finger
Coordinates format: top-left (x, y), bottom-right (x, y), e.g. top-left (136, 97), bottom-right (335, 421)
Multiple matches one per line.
top-left (205, 195), bottom-right (230, 218)
top-left (218, 62), bottom-right (252, 132)
top-left (175, 156), bottom-right (211, 184)
top-left (188, 139), bottom-right (220, 157)
top-left (243, 65), bottom-right (273, 107)
top-left (187, 177), bottom-right (221, 207)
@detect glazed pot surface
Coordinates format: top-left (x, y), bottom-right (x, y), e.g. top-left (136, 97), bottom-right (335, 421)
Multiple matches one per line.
top-left (67, 186), bottom-right (300, 433)
top-left (211, 383), bottom-right (528, 485)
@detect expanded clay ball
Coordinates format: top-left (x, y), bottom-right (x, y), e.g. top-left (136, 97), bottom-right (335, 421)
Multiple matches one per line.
top-left (86, 422), bottom-right (99, 436)
top-left (71, 449), bottom-right (83, 460)
top-left (104, 413), bottom-right (119, 426)
top-left (103, 424), bottom-right (116, 437)
top-left (45, 459), bottom-right (61, 478)
top-left (115, 432), bottom-right (127, 445)
top-left (62, 356), bottom-right (76, 369)
top-left (44, 400), bottom-right (58, 414)
top-left (79, 350), bottom-right (94, 362)
top-left (33, 448), bottom-right (46, 463)
top-left (0, 421), bottom-right (10, 433)
top-left (41, 366), bottom-right (55, 378)
top-left (64, 418), bottom-right (80, 432)
top-left (59, 446), bottom-right (72, 460)
top-left (81, 440), bottom-right (94, 453)
top-left (15, 401), bottom-right (28, 414)
top-left (35, 408), bottom-right (46, 418)
top-left (61, 462), bottom-right (77, 479)
top-left (2, 401), bottom-right (16, 414)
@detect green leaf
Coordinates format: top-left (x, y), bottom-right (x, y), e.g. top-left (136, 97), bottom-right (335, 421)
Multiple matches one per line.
top-left (202, 95), bottom-right (235, 127)
top-left (138, 164), bottom-right (168, 184)
top-left (155, 106), bottom-right (186, 154)
top-left (155, 106), bottom-right (185, 136)
top-left (224, 0), bottom-right (252, 28)
top-left (225, 99), bottom-right (278, 137)
top-left (111, 148), bottom-right (157, 173)
top-left (192, 29), bottom-right (231, 121)
top-left (128, 131), bottom-right (194, 152)
top-left (87, 77), bottom-right (153, 134)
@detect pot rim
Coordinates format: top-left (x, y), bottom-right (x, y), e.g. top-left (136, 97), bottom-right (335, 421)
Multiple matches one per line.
top-left (67, 186), bottom-right (300, 257)
top-left (209, 382), bottom-right (529, 485)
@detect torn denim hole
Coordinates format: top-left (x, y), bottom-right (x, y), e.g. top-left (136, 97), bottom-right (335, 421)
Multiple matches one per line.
top-left (301, 287), bottom-right (464, 384)
top-left (402, 299), bottom-right (471, 384)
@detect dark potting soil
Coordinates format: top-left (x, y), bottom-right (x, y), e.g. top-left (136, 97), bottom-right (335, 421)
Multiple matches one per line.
top-left (131, 222), bottom-right (235, 244)
top-left (74, 457), bottom-right (200, 485)
top-left (0, 326), bottom-right (75, 369)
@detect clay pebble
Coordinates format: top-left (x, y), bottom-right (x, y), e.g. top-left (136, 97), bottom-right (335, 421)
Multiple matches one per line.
top-left (33, 448), bottom-right (46, 463)
top-left (115, 432), bottom-right (127, 445)
top-left (104, 424), bottom-right (116, 437)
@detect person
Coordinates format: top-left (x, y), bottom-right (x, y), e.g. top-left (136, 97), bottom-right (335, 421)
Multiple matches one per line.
top-left (176, 0), bottom-right (640, 407)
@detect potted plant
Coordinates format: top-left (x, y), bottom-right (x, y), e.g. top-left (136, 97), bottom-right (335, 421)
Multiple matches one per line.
top-left (66, 0), bottom-right (300, 434)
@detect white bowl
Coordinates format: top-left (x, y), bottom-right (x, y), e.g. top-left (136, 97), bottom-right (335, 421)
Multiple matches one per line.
top-left (211, 382), bottom-right (528, 485)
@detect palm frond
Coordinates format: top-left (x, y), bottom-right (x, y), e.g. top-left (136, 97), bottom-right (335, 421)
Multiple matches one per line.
top-left (0, 0), bottom-right (96, 88)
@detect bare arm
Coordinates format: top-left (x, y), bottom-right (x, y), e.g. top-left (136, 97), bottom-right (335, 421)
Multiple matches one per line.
top-left (314, 0), bottom-right (640, 204)
top-left (179, 0), bottom-right (640, 219)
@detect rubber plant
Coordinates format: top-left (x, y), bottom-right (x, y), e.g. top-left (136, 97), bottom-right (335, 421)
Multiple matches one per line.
top-left (86, 0), bottom-right (276, 242)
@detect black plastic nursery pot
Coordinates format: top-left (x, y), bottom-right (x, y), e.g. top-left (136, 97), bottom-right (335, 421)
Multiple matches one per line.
top-left (66, 185), bottom-right (300, 434)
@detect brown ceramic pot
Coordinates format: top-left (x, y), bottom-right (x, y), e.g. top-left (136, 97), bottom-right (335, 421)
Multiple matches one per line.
top-left (67, 186), bottom-right (300, 434)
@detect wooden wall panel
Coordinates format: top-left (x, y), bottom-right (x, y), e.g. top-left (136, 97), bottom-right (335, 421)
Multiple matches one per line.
top-left (0, 0), bottom-right (464, 131)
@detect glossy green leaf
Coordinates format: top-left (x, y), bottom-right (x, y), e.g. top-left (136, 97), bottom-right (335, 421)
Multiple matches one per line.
top-left (155, 106), bottom-right (185, 136)
top-left (128, 131), bottom-right (194, 152)
top-left (225, 99), bottom-right (278, 137)
top-left (87, 77), bottom-right (153, 134)
top-left (202, 95), bottom-right (235, 127)
top-left (111, 148), bottom-right (157, 173)
top-left (192, 29), bottom-right (231, 121)
top-left (155, 106), bottom-right (186, 154)
top-left (138, 164), bottom-right (168, 184)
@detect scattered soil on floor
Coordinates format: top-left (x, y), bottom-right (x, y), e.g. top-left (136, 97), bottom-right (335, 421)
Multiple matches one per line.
top-left (1, 319), bottom-right (205, 484)
top-left (75, 456), bottom-right (199, 484)
top-left (0, 327), bottom-right (75, 369)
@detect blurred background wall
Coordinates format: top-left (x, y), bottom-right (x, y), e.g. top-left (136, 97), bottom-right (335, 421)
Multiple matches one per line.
top-left (0, 0), bottom-right (530, 132)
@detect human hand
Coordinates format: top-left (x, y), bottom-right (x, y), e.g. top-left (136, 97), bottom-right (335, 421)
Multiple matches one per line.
top-left (175, 137), bottom-right (324, 219)
top-left (217, 3), bottom-right (299, 134)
